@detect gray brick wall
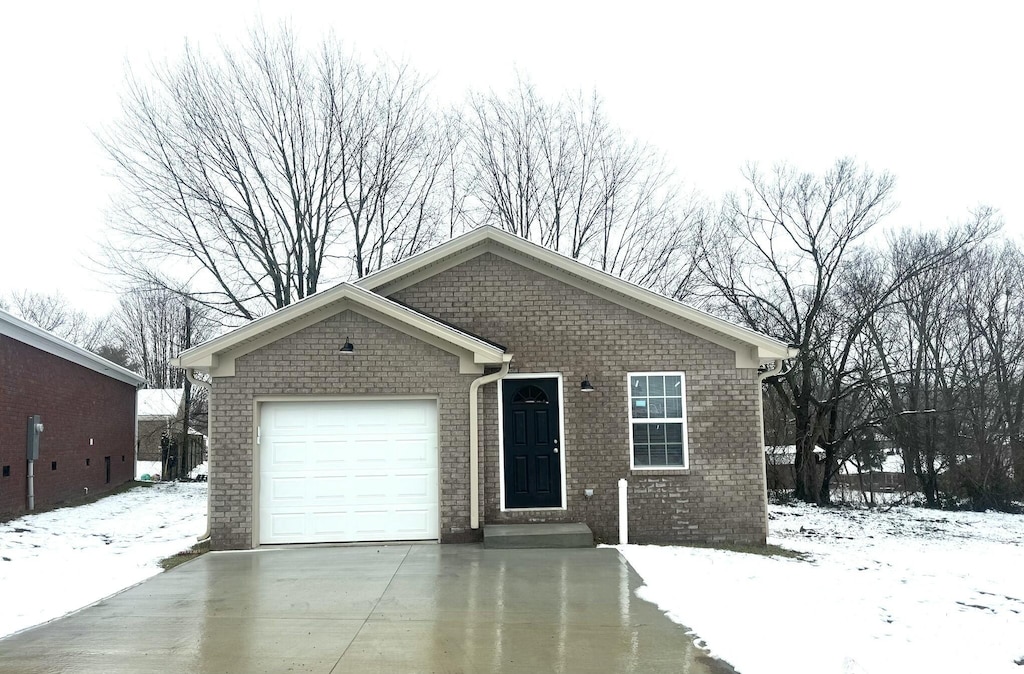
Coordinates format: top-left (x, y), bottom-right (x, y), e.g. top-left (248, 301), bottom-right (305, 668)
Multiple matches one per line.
top-left (390, 250), bottom-right (767, 545)
top-left (210, 309), bottom-right (477, 550)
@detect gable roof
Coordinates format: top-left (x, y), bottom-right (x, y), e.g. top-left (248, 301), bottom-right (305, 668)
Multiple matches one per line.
top-left (359, 226), bottom-right (797, 367)
top-left (173, 282), bottom-right (509, 376)
top-left (138, 388), bottom-right (183, 418)
top-left (0, 308), bottom-right (146, 386)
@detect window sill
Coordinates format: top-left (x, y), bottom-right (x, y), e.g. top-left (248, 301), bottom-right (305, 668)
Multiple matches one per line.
top-left (630, 468), bottom-right (691, 476)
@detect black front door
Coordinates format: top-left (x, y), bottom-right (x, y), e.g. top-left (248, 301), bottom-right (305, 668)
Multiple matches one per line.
top-left (502, 377), bottom-right (562, 509)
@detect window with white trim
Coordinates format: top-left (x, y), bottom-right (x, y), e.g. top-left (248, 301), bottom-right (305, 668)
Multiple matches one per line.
top-left (628, 372), bottom-right (688, 468)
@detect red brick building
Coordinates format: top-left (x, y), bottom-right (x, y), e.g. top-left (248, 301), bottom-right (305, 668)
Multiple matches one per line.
top-left (0, 309), bottom-right (145, 516)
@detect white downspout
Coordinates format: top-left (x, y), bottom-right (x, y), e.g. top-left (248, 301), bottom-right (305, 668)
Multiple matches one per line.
top-left (469, 356), bottom-right (513, 530)
top-left (185, 368), bottom-right (213, 543)
top-left (27, 460), bottom-right (34, 511)
top-left (757, 359), bottom-right (786, 541)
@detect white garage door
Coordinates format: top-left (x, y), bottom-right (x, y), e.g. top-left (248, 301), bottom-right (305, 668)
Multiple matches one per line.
top-left (258, 399), bottom-right (439, 544)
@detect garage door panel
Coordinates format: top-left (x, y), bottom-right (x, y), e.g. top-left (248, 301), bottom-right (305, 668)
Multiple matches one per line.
top-left (266, 476), bottom-right (307, 503)
top-left (266, 512), bottom-right (306, 538)
top-left (312, 440), bottom-right (351, 464)
top-left (351, 507), bottom-right (435, 537)
top-left (309, 511), bottom-right (352, 537)
top-left (393, 473), bottom-right (437, 499)
top-left (311, 476), bottom-right (349, 502)
top-left (350, 473), bottom-right (389, 500)
top-left (259, 399), bottom-right (439, 545)
top-left (271, 406), bottom-right (308, 430)
top-left (268, 441), bottom-right (307, 466)
top-left (350, 438), bottom-right (390, 458)
top-left (347, 472), bottom-right (437, 501)
top-left (392, 437), bottom-right (435, 463)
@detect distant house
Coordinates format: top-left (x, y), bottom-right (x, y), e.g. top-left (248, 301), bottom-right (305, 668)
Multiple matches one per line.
top-left (765, 445), bottom-right (821, 491)
top-left (838, 450), bottom-right (909, 493)
top-left (0, 309), bottom-right (145, 516)
top-left (136, 388), bottom-right (206, 478)
top-left (766, 445), bottom-right (910, 494)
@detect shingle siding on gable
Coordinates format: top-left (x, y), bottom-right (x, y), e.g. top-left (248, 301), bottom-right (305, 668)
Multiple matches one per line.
top-left (209, 310), bottom-right (478, 550)
top-left (390, 252), bottom-right (767, 544)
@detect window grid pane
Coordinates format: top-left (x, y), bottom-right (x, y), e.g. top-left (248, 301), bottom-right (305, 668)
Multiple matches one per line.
top-left (632, 424), bottom-right (649, 444)
top-left (630, 381), bottom-right (684, 422)
top-left (632, 399), bottom-right (648, 419)
top-left (648, 398), bottom-right (666, 418)
top-left (665, 397), bottom-right (683, 418)
top-left (630, 373), bottom-right (686, 467)
top-left (632, 423), bottom-right (684, 466)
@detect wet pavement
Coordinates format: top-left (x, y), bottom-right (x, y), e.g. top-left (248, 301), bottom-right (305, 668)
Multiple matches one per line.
top-left (0, 545), bottom-right (736, 673)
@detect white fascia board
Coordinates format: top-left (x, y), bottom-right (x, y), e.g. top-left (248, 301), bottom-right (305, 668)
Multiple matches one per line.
top-left (357, 227), bottom-right (494, 290)
top-left (359, 226), bottom-right (795, 363)
top-left (0, 309), bottom-right (146, 386)
top-left (176, 283), bottom-right (505, 373)
top-left (486, 238), bottom-right (795, 359)
top-left (175, 288), bottom-right (354, 367)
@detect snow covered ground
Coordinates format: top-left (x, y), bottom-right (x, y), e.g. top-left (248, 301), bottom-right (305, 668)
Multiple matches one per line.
top-left (0, 481), bottom-right (207, 638)
top-left (135, 460), bottom-right (208, 481)
top-left (619, 503), bottom-right (1024, 674)
top-left (4, 482), bottom-right (1020, 673)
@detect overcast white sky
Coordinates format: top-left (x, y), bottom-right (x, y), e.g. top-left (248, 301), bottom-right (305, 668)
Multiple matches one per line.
top-left (1, 0), bottom-right (1021, 316)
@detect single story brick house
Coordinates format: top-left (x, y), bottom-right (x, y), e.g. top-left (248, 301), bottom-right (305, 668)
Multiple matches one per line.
top-left (0, 309), bottom-right (145, 516)
top-left (174, 226), bottom-right (794, 550)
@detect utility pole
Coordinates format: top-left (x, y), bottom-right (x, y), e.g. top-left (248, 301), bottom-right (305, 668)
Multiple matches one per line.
top-left (179, 303), bottom-right (192, 480)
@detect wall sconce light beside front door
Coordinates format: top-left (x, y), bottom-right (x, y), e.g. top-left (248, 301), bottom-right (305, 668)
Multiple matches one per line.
top-left (339, 337), bottom-right (354, 354)
top-left (580, 376), bottom-right (594, 392)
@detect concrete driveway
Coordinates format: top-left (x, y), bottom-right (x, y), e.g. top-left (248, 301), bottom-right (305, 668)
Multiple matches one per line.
top-left (0, 545), bottom-right (735, 673)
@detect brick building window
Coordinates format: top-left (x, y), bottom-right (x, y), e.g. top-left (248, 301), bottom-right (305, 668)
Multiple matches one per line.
top-left (628, 372), bottom-right (688, 469)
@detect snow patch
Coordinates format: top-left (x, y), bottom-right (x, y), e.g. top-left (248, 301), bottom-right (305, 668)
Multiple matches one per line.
top-left (617, 504), bottom-right (1024, 674)
top-left (0, 481), bottom-right (207, 638)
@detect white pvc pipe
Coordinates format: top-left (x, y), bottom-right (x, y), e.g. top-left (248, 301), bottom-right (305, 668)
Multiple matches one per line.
top-left (618, 478), bottom-right (628, 545)
top-left (27, 460), bottom-right (34, 511)
top-left (469, 357), bottom-right (512, 530)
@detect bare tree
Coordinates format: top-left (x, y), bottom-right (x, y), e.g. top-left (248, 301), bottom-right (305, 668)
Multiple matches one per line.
top-left (861, 214), bottom-right (1019, 509)
top-left (949, 238), bottom-right (1024, 508)
top-left (701, 159), bottom-right (898, 503)
top-left (461, 81), bottom-right (706, 295)
top-left (101, 25), bottom-right (446, 322)
top-left (111, 286), bottom-right (214, 389)
top-left (1, 290), bottom-right (109, 350)
top-left (865, 228), bottom-right (964, 505)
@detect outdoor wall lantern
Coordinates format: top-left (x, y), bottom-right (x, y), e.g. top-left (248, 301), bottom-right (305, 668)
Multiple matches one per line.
top-left (339, 337), bottom-right (355, 354)
top-left (580, 376), bottom-right (595, 392)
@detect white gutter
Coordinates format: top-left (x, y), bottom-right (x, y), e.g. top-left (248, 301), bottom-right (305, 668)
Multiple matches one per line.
top-left (756, 359), bottom-right (787, 540)
top-left (469, 355), bottom-right (513, 530)
top-left (184, 369), bottom-right (213, 543)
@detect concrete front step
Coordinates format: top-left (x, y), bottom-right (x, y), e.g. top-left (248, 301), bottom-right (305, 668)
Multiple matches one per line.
top-left (483, 523), bottom-right (594, 549)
